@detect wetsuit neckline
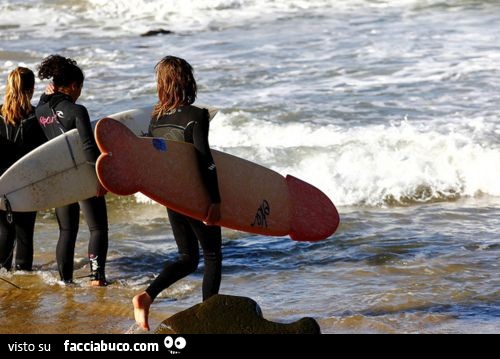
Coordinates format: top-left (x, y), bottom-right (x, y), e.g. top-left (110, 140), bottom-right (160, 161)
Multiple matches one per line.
top-left (48, 92), bottom-right (74, 109)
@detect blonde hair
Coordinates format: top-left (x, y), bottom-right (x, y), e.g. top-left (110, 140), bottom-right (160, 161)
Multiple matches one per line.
top-left (152, 56), bottom-right (197, 120)
top-left (1, 67), bottom-right (35, 125)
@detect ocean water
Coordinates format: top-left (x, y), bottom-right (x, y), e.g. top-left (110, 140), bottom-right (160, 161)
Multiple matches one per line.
top-left (0, 0), bottom-right (499, 333)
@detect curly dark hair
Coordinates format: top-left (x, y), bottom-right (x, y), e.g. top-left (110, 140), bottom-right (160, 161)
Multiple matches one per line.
top-left (37, 54), bottom-right (84, 88)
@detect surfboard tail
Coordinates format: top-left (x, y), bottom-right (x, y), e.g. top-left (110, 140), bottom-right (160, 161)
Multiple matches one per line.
top-left (286, 175), bottom-right (340, 242)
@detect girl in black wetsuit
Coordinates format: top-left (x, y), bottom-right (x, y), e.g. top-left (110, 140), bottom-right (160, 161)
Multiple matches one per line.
top-left (133, 56), bottom-right (222, 330)
top-left (0, 67), bottom-right (46, 271)
top-left (35, 55), bottom-right (108, 286)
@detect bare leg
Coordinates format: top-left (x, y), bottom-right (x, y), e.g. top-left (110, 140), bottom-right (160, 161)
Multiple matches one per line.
top-left (133, 291), bottom-right (153, 331)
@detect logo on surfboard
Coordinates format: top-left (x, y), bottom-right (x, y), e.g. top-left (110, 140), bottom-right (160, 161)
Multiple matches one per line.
top-left (251, 200), bottom-right (270, 228)
top-left (152, 138), bottom-right (167, 152)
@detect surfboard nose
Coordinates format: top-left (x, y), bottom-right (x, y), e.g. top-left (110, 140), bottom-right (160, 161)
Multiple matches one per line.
top-left (286, 175), bottom-right (340, 242)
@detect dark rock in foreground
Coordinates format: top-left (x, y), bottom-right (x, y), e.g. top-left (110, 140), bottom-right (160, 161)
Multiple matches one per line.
top-left (154, 294), bottom-right (321, 334)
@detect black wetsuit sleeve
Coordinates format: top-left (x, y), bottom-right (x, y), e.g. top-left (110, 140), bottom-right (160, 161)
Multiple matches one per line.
top-left (74, 105), bottom-right (100, 164)
top-left (192, 110), bottom-right (221, 203)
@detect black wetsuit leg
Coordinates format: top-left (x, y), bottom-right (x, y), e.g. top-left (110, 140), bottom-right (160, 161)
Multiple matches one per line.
top-left (145, 208), bottom-right (222, 301)
top-left (13, 211), bottom-right (37, 271)
top-left (55, 202), bottom-right (80, 282)
top-left (80, 196), bottom-right (108, 281)
top-left (187, 217), bottom-right (222, 301)
top-left (145, 208), bottom-right (200, 300)
top-left (0, 210), bottom-right (37, 271)
top-left (0, 210), bottom-right (16, 270)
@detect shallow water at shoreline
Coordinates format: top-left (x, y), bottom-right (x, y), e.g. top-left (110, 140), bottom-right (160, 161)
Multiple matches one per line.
top-left (0, 196), bottom-right (498, 334)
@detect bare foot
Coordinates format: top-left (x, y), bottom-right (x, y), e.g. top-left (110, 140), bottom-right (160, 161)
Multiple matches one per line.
top-left (133, 291), bottom-right (153, 331)
top-left (90, 279), bottom-right (108, 287)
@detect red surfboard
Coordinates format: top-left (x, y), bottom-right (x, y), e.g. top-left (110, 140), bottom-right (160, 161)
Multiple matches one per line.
top-left (95, 117), bottom-right (339, 241)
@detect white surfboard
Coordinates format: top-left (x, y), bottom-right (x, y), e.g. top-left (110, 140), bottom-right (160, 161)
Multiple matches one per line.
top-left (0, 104), bottom-right (217, 211)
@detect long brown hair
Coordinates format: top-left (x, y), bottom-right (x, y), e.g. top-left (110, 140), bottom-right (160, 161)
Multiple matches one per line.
top-left (152, 56), bottom-right (197, 120)
top-left (1, 67), bottom-right (35, 125)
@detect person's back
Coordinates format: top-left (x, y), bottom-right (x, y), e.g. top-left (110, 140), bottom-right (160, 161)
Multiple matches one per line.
top-left (35, 54), bottom-right (108, 286)
top-left (150, 105), bottom-right (207, 140)
top-left (36, 93), bottom-right (98, 160)
top-left (0, 105), bottom-right (44, 174)
top-left (0, 67), bottom-right (46, 271)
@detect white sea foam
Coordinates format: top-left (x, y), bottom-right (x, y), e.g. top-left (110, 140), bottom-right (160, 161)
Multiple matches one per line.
top-left (0, 0), bottom-right (330, 38)
top-left (0, 0), bottom-right (473, 38)
top-left (210, 112), bottom-right (500, 207)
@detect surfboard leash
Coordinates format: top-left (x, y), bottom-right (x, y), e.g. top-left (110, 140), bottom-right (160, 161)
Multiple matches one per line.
top-left (0, 196), bottom-right (23, 290)
top-left (75, 274), bottom-right (93, 279)
top-left (0, 276), bottom-right (22, 290)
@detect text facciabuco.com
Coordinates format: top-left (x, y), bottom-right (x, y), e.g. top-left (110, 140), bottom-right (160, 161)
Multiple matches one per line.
top-left (63, 340), bottom-right (159, 352)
